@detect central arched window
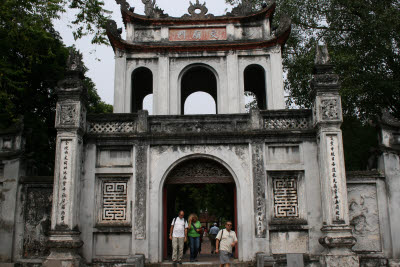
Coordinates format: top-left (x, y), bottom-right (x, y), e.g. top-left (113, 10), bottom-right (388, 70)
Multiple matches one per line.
top-left (181, 65), bottom-right (217, 115)
top-left (132, 67), bottom-right (153, 113)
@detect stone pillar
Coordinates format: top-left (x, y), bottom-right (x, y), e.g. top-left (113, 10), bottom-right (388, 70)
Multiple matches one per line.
top-left (0, 122), bottom-right (24, 264)
top-left (114, 49), bottom-right (128, 113)
top-left (312, 45), bottom-right (358, 266)
top-left (44, 49), bottom-right (86, 267)
top-left (156, 55), bottom-right (170, 115)
top-left (377, 112), bottom-right (400, 262)
top-left (268, 46), bottom-right (285, 110)
top-left (226, 51), bottom-right (241, 113)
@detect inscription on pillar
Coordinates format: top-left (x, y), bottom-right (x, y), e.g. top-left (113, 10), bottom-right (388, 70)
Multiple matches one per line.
top-left (327, 135), bottom-right (344, 223)
top-left (58, 139), bottom-right (72, 224)
top-left (252, 143), bottom-right (267, 238)
top-left (135, 145), bottom-right (147, 239)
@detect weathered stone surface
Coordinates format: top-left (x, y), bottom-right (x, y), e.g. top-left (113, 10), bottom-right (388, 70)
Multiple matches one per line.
top-left (134, 144), bottom-right (148, 240)
top-left (252, 142), bottom-right (267, 238)
top-left (322, 255), bottom-right (359, 267)
top-left (348, 184), bottom-right (381, 252)
top-left (23, 186), bottom-right (53, 258)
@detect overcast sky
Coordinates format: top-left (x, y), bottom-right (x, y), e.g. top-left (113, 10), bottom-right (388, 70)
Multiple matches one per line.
top-left (53, 0), bottom-right (233, 113)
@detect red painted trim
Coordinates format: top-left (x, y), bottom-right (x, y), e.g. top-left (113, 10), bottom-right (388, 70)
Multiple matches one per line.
top-left (163, 186), bottom-right (168, 260)
top-left (234, 186), bottom-right (238, 259)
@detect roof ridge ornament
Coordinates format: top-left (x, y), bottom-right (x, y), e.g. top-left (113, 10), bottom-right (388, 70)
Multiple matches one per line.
top-left (182, 0), bottom-right (214, 19)
top-left (142, 0), bottom-right (168, 18)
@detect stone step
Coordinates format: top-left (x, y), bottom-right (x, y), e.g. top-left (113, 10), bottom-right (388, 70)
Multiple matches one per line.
top-left (145, 261), bottom-right (253, 267)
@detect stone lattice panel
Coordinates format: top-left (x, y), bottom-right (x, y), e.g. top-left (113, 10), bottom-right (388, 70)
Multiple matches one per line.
top-left (102, 181), bottom-right (128, 221)
top-left (88, 122), bottom-right (136, 134)
top-left (273, 178), bottom-right (299, 218)
top-left (264, 117), bottom-right (311, 130)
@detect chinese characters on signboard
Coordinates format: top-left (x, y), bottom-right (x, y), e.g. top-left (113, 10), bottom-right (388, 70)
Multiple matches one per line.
top-left (169, 28), bottom-right (227, 42)
top-left (327, 135), bottom-right (343, 222)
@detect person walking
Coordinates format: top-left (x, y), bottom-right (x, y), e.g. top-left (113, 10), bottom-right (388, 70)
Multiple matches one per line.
top-left (169, 210), bottom-right (188, 264)
top-left (215, 221), bottom-right (237, 267)
top-left (187, 213), bottom-right (202, 262)
top-left (209, 223), bottom-right (219, 254)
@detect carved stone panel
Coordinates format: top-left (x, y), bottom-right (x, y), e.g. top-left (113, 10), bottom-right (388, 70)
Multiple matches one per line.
top-left (135, 145), bottom-right (148, 239)
top-left (348, 184), bottom-right (381, 252)
top-left (96, 178), bottom-right (131, 226)
top-left (273, 178), bottom-right (299, 218)
top-left (321, 99), bottom-right (339, 120)
top-left (23, 186), bottom-right (53, 258)
top-left (59, 104), bottom-right (78, 125)
top-left (252, 142), bottom-right (267, 238)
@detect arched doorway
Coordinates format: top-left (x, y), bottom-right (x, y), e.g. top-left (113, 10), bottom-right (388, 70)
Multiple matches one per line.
top-left (163, 158), bottom-right (238, 260)
top-left (180, 65), bottom-right (218, 115)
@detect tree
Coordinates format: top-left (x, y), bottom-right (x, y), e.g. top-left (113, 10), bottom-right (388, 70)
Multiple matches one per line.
top-left (0, 0), bottom-right (112, 174)
top-left (227, 0), bottom-right (399, 170)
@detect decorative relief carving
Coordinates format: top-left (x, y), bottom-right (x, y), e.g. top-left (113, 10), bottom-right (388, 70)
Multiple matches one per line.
top-left (23, 186), bottom-right (52, 258)
top-left (273, 178), bottom-right (299, 218)
top-left (167, 158), bottom-right (232, 183)
top-left (348, 184), bottom-right (381, 252)
top-left (252, 143), bottom-right (267, 238)
top-left (321, 99), bottom-right (339, 120)
top-left (60, 105), bottom-right (77, 125)
top-left (150, 121), bottom-right (234, 133)
top-left (88, 122), bottom-right (136, 134)
top-left (264, 117), bottom-right (311, 130)
top-left (142, 0), bottom-right (168, 18)
top-left (227, 0), bottom-right (252, 16)
top-left (182, 0), bottom-right (214, 19)
top-left (102, 181), bottom-right (128, 221)
top-left (169, 28), bottom-right (227, 42)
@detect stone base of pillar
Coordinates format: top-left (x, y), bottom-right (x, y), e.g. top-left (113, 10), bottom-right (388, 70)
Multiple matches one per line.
top-left (43, 250), bottom-right (84, 267)
top-left (43, 230), bottom-right (84, 267)
top-left (126, 254), bottom-right (145, 267)
top-left (321, 255), bottom-right (359, 267)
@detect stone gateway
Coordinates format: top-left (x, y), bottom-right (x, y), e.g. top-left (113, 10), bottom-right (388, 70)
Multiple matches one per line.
top-left (0, 0), bottom-right (400, 267)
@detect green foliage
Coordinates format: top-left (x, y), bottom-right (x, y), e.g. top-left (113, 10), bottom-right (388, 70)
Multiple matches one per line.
top-left (226, 0), bottom-right (399, 170)
top-left (0, 0), bottom-right (112, 174)
top-left (174, 184), bottom-right (235, 224)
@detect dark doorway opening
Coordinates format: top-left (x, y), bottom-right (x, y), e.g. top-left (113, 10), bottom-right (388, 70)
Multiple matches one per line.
top-left (163, 158), bottom-right (238, 261)
top-left (244, 64), bottom-right (267, 110)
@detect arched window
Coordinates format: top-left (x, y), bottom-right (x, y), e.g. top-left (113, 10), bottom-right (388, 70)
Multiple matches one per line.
top-left (142, 94), bottom-right (153, 115)
top-left (244, 64), bottom-right (266, 110)
top-left (184, 92), bottom-right (216, 114)
top-left (181, 66), bottom-right (217, 115)
top-left (131, 67), bottom-right (153, 113)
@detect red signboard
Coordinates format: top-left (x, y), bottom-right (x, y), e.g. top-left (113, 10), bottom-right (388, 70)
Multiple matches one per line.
top-left (169, 28), bottom-right (227, 42)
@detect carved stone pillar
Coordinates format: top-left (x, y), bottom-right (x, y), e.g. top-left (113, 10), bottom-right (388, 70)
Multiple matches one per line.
top-left (312, 45), bottom-right (358, 266)
top-left (44, 49), bottom-right (86, 267)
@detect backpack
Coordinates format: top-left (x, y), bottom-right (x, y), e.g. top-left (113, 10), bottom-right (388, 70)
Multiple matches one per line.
top-left (172, 217), bottom-right (187, 234)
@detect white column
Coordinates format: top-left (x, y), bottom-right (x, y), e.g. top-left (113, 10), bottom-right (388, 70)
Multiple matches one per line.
top-left (156, 55), bottom-right (170, 115)
top-left (226, 51), bottom-right (241, 113)
top-left (113, 50), bottom-right (127, 113)
top-left (268, 46), bottom-right (285, 109)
